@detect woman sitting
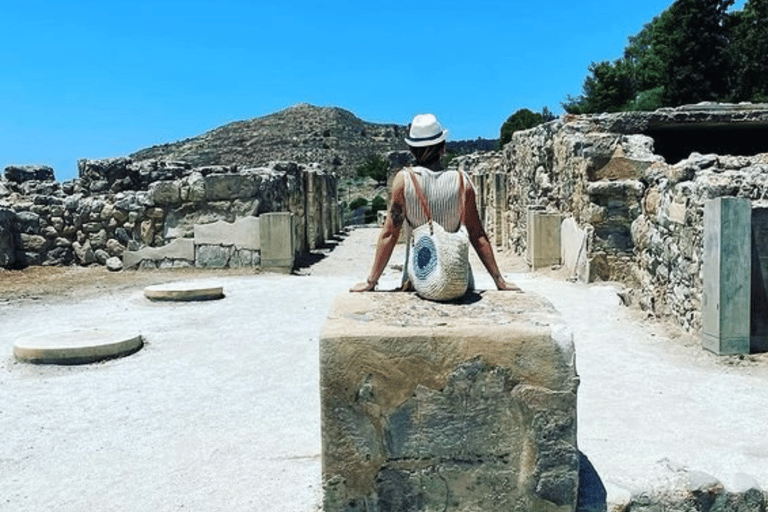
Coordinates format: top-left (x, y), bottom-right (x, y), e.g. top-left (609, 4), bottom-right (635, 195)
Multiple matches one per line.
top-left (350, 113), bottom-right (520, 294)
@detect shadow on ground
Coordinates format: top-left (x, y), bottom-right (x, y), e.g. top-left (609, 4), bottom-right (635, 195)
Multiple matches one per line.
top-left (578, 452), bottom-right (607, 512)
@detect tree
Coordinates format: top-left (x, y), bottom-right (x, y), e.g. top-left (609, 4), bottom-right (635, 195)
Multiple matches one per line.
top-left (664, 0), bottom-right (734, 106)
top-left (728, 0), bottom-right (768, 102)
top-left (355, 153), bottom-right (389, 184)
top-left (563, 59), bottom-right (636, 114)
top-left (500, 108), bottom-right (544, 146)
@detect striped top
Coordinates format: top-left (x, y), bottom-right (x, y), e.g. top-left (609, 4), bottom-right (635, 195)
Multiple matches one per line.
top-left (403, 166), bottom-right (473, 232)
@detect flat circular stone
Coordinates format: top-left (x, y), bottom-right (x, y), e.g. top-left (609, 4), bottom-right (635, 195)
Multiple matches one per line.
top-left (144, 282), bottom-right (224, 301)
top-left (14, 329), bottom-right (144, 365)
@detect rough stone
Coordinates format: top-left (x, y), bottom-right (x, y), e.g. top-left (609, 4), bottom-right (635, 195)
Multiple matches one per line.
top-left (105, 256), bottom-right (123, 271)
top-left (195, 245), bottom-right (233, 268)
top-left (321, 291), bottom-right (579, 512)
top-left (193, 217), bottom-right (260, 251)
top-left (4, 165), bottom-right (55, 183)
top-left (0, 208), bottom-right (16, 267)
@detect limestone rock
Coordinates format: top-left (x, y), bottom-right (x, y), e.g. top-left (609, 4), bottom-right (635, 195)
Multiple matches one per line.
top-left (321, 291), bottom-right (579, 512)
top-left (4, 165), bottom-right (55, 183)
top-left (105, 256), bottom-right (122, 271)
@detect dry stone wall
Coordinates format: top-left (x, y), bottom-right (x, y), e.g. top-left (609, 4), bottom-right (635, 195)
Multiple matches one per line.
top-left (458, 105), bottom-right (768, 335)
top-left (0, 160), bottom-right (340, 271)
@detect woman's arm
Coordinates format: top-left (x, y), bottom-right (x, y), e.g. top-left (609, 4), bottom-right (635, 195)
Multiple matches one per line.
top-left (350, 171), bottom-right (406, 292)
top-left (462, 177), bottom-right (521, 291)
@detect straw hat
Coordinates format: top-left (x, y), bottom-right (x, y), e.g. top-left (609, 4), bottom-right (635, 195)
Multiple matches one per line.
top-left (404, 114), bottom-right (448, 147)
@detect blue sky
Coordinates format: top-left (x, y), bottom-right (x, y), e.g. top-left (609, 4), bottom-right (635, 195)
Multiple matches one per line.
top-left (2, 0), bottom-right (747, 182)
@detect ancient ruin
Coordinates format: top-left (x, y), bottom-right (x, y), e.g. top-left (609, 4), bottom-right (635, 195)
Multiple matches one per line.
top-left (459, 103), bottom-right (768, 346)
top-left (0, 158), bottom-right (341, 272)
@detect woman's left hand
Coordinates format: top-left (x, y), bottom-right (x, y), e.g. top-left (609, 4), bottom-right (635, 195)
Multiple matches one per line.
top-left (350, 281), bottom-right (375, 292)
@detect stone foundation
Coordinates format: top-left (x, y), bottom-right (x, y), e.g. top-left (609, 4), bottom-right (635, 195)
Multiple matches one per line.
top-left (320, 291), bottom-right (579, 512)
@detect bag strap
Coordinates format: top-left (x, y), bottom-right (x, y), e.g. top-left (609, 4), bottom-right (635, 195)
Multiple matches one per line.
top-left (406, 167), bottom-right (466, 233)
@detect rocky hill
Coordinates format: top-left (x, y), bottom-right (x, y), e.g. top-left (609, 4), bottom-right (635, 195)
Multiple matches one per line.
top-left (130, 104), bottom-right (410, 178)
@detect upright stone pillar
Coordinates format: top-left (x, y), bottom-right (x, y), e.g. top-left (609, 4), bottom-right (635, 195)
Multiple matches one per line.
top-left (527, 208), bottom-right (562, 270)
top-left (751, 207), bottom-right (768, 352)
top-left (493, 172), bottom-right (507, 247)
top-left (321, 292), bottom-right (579, 512)
top-left (702, 197), bottom-right (751, 355)
top-left (259, 212), bottom-right (295, 274)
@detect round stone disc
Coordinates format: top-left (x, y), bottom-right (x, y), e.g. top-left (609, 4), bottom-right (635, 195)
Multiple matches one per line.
top-left (144, 282), bottom-right (224, 301)
top-left (14, 329), bottom-right (144, 365)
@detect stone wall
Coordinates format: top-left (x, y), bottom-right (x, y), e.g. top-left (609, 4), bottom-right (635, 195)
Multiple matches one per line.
top-left (0, 160), bottom-right (341, 271)
top-left (457, 104), bottom-right (768, 335)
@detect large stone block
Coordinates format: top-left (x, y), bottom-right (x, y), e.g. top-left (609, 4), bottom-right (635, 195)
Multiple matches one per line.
top-left (321, 292), bottom-right (579, 512)
top-left (122, 238), bottom-right (195, 269)
top-left (260, 212), bottom-right (295, 273)
top-left (194, 217), bottom-right (260, 251)
top-left (527, 209), bottom-right (562, 270)
top-left (702, 197), bottom-right (751, 354)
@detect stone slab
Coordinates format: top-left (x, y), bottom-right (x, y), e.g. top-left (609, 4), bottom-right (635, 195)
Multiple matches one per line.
top-left (193, 217), bottom-right (260, 250)
top-left (528, 210), bottom-right (562, 269)
top-left (144, 282), bottom-right (224, 301)
top-left (122, 238), bottom-right (195, 269)
top-left (14, 329), bottom-right (143, 365)
top-left (320, 291), bottom-right (579, 512)
top-left (702, 197), bottom-right (752, 354)
top-left (260, 212), bottom-right (295, 273)
top-left (561, 217), bottom-right (589, 281)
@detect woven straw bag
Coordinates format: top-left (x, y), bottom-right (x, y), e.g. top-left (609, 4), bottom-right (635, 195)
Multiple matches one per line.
top-left (406, 168), bottom-right (470, 302)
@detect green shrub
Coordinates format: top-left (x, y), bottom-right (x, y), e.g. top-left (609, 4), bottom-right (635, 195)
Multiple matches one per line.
top-left (349, 197), bottom-right (368, 211)
top-left (355, 153), bottom-right (389, 184)
top-left (371, 195), bottom-right (387, 212)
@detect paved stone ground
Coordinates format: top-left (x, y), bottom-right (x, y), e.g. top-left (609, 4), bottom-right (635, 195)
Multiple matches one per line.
top-left (1, 226), bottom-right (767, 511)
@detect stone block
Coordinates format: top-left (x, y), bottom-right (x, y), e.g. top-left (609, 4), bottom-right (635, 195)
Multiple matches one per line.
top-left (195, 244), bottom-right (233, 268)
top-left (0, 208), bottom-right (16, 268)
top-left (527, 209), bottom-right (562, 270)
top-left (750, 208), bottom-right (768, 352)
top-left (194, 217), bottom-right (260, 251)
top-left (321, 292), bottom-right (579, 512)
top-left (667, 201), bottom-right (687, 225)
top-left (561, 217), bottom-right (589, 281)
top-left (122, 238), bottom-right (195, 270)
top-left (204, 174), bottom-right (256, 201)
top-left (702, 197), bottom-right (751, 355)
top-left (260, 212), bottom-right (295, 273)
top-left (587, 146), bottom-right (652, 181)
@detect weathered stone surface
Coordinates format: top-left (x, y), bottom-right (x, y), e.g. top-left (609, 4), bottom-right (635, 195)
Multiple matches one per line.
top-left (14, 329), bottom-right (143, 365)
top-left (204, 174), bottom-right (257, 201)
top-left (105, 256), bottom-right (123, 271)
top-left (194, 244), bottom-right (233, 268)
top-left (0, 208), bottom-right (16, 267)
top-left (149, 180), bottom-right (181, 205)
top-left (13, 211), bottom-right (41, 234)
top-left (4, 165), bottom-right (55, 183)
top-left (194, 217), bottom-right (260, 250)
top-left (321, 292), bottom-right (579, 512)
top-left (122, 238), bottom-right (195, 269)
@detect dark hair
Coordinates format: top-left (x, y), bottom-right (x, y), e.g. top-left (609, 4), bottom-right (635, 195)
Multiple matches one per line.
top-left (409, 141), bottom-right (445, 167)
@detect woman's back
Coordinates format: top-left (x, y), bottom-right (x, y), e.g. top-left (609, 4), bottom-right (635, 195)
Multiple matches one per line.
top-left (403, 166), bottom-right (467, 232)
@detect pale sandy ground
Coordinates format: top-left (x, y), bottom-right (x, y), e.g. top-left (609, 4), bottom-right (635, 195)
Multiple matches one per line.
top-left (1, 226), bottom-right (767, 511)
